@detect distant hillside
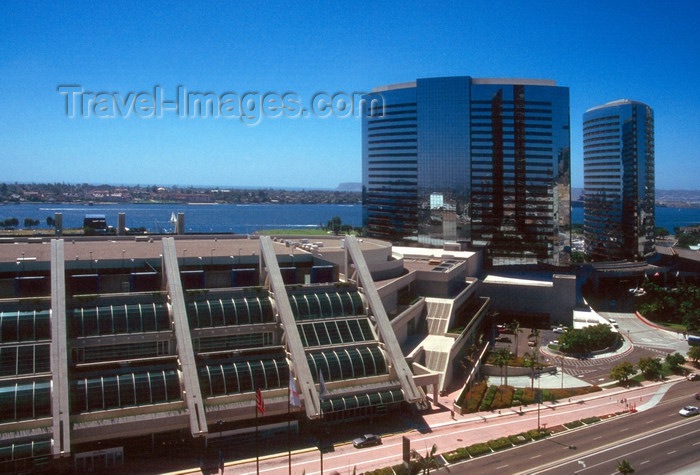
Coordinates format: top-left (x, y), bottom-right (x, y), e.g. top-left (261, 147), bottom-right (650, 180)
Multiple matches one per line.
top-left (336, 182), bottom-right (362, 192)
top-left (573, 188), bottom-right (700, 208)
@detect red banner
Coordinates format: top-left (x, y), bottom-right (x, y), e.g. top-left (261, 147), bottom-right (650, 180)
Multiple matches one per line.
top-left (256, 388), bottom-right (265, 415)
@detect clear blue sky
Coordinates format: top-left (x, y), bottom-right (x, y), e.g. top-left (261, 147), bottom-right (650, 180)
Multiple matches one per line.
top-left (1, 0), bottom-right (698, 190)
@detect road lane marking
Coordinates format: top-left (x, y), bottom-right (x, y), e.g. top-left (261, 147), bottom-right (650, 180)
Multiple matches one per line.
top-left (593, 436), bottom-right (602, 440)
top-left (497, 464), bottom-right (509, 469)
top-left (693, 441), bottom-right (700, 446)
top-left (619, 428), bottom-right (628, 432)
top-left (531, 454), bottom-right (541, 459)
top-left (518, 416), bottom-right (700, 474)
top-left (641, 460), bottom-right (649, 465)
top-left (667, 450), bottom-right (677, 455)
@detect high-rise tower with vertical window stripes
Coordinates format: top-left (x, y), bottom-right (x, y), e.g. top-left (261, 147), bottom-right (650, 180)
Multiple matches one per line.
top-left (362, 76), bottom-right (571, 266)
top-left (583, 99), bottom-right (655, 261)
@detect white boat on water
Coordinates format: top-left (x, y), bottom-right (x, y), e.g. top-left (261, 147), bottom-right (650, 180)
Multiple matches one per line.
top-left (170, 212), bottom-right (177, 223)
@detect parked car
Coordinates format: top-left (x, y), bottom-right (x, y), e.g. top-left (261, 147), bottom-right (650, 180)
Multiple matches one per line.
top-left (552, 327), bottom-right (564, 333)
top-left (679, 406), bottom-right (699, 417)
top-left (353, 434), bottom-right (382, 448)
top-left (495, 336), bottom-right (512, 343)
top-left (687, 373), bottom-right (698, 381)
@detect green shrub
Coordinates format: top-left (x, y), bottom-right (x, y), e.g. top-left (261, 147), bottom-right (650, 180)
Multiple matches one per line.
top-left (509, 432), bottom-right (531, 445)
top-left (444, 447), bottom-right (470, 463)
top-left (491, 386), bottom-right (515, 409)
top-left (459, 380), bottom-right (488, 413)
top-left (519, 387), bottom-right (537, 405)
top-left (488, 437), bottom-right (513, 451)
top-left (528, 428), bottom-right (550, 440)
top-left (480, 385), bottom-right (498, 411)
top-left (392, 465), bottom-right (409, 475)
top-left (468, 442), bottom-right (492, 457)
top-left (364, 467), bottom-right (396, 475)
top-left (581, 416), bottom-right (601, 424)
top-left (564, 420), bottom-right (583, 429)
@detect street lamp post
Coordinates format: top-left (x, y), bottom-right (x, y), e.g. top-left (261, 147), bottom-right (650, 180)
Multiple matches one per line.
top-left (216, 420), bottom-right (224, 475)
top-left (537, 372), bottom-right (541, 432)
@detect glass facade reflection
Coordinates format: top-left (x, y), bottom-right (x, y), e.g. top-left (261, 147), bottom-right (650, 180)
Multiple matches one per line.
top-left (583, 100), bottom-right (655, 261)
top-left (362, 76), bottom-right (571, 266)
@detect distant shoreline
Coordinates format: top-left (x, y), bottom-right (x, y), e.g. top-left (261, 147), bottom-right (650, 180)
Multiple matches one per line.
top-left (5, 200), bottom-right (699, 209)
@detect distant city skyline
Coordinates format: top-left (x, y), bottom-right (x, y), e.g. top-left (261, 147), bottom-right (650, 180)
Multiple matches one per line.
top-left (1, 1), bottom-right (699, 190)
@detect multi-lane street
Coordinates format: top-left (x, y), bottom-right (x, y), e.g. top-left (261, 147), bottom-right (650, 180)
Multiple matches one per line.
top-left (223, 379), bottom-right (699, 474)
top-left (442, 380), bottom-right (700, 474)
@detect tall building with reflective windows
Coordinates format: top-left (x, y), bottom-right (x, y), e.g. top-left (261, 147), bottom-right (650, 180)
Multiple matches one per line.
top-left (583, 100), bottom-right (655, 261)
top-left (362, 76), bottom-right (571, 266)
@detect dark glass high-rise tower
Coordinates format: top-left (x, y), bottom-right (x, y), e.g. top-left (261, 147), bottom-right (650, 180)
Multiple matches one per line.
top-left (362, 76), bottom-right (571, 266)
top-left (583, 100), bottom-right (655, 261)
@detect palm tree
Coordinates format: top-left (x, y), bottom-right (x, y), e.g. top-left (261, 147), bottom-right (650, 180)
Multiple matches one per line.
top-left (510, 320), bottom-right (522, 357)
top-left (410, 444), bottom-right (440, 474)
top-left (616, 458), bottom-right (635, 473)
top-left (496, 347), bottom-right (510, 388)
top-left (523, 352), bottom-right (537, 390)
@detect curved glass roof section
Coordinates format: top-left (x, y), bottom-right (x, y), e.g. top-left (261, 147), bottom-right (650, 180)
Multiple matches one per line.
top-left (289, 291), bottom-right (365, 320)
top-left (0, 310), bottom-right (51, 343)
top-left (187, 296), bottom-right (274, 328)
top-left (307, 346), bottom-right (387, 382)
top-left (198, 353), bottom-right (289, 398)
top-left (70, 366), bottom-right (181, 413)
top-left (71, 303), bottom-right (170, 337)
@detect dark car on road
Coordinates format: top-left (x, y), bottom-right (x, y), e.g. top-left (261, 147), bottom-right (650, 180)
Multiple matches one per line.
top-left (352, 434), bottom-right (381, 448)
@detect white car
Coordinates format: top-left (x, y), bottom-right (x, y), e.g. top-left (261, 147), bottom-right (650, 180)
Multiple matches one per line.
top-left (679, 405), bottom-right (699, 417)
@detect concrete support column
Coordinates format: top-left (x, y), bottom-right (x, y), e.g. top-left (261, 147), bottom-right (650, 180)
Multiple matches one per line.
top-left (50, 239), bottom-right (71, 457)
top-left (54, 213), bottom-right (63, 237)
top-left (176, 213), bottom-right (185, 235)
top-left (344, 235), bottom-right (422, 403)
top-left (162, 238), bottom-right (208, 437)
top-left (117, 213), bottom-right (126, 236)
top-left (259, 236), bottom-right (321, 419)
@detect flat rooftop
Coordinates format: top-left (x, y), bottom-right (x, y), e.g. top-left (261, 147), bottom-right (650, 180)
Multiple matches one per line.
top-left (392, 246), bottom-right (475, 260)
top-left (0, 235), bottom-right (389, 264)
top-left (483, 274), bottom-right (553, 287)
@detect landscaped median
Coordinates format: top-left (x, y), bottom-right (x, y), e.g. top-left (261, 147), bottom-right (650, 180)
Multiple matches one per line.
top-left (362, 413), bottom-right (628, 474)
top-left (455, 380), bottom-right (602, 414)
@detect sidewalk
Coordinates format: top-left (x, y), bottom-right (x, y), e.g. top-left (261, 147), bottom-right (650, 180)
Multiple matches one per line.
top-left (423, 374), bottom-right (685, 431)
top-left (144, 375), bottom-right (686, 475)
top-left (216, 377), bottom-right (686, 475)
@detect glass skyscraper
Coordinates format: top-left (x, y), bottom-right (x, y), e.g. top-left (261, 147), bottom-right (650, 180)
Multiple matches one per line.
top-left (362, 76), bottom-right (571, 266)
top-left (583, 100), bottom-right (655, 261)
